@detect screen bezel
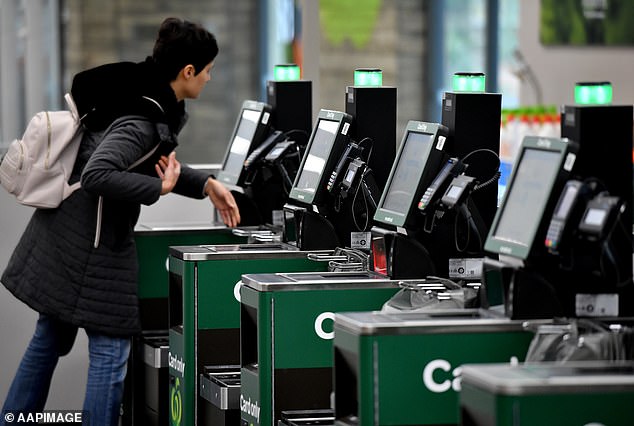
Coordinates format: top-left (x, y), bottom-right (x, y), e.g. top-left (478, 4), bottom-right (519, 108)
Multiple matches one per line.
top-left (373, 121), bottom-right (448, 228)
top-left (288, 109), bottom-right (352, 206)
top-left (217, 100), bottom-right (272, 186)
top-left (484, 136), bottom-right (576, 260)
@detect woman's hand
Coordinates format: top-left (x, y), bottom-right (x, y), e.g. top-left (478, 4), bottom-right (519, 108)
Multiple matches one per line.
top-left (204, 178), bottom-right (241, 227)
top-left (155, 152), bottom-right (181, 195)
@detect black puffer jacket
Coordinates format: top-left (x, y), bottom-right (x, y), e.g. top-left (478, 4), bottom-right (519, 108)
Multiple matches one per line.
top-left (1, 60), bottom-right (211, 336)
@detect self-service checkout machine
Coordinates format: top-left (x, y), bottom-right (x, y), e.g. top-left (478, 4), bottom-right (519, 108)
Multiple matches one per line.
top-left (481, 82), bottom-right (633, 320)
top-left (458, 83), bottom-right (634, 426)
top-left (238, 271), bottom-right (411, 426)
top-left (236, 72), bottom-right (405, 426)
top-left (235, 64), bottom-right (314, 226)
top-left (168, 104), bottom-right (381, 426)
top-left (326, 77), bottom-right (560, 426)
top-left (330, 141), bottom-right (554, 426)
top-left (371, 72), bottom-right (501, 281)
top-left (283, 68), bottom-right (396, 251)
top-left (126, 98), bottom-right (287, 426)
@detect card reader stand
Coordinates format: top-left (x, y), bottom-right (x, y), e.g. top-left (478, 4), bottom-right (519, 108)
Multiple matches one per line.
top-left (482, 249), bottom-right (568, 319)
top-left (283, 203), bottom-right (341, 250)
top-left (230, 190), bottom-right (265, 226)
top-left (328, 166), bottom-right (382, 248)
top-left (298, 209), bottom-right (341, 250)
top-left (415, 200), bottom-right (489, 279)
top-left (501, 264), bottom-right (565, 320)
top-left (371, 227), bottom-right (436, 280)
top-left (482, 222), bottom-right (634, 320)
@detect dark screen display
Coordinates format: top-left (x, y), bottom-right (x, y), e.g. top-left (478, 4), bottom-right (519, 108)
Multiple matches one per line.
top-left (222, 109), bottom-right (261, 177)
top-left (381, 131), bottom-right (435, 214)
top-left (493, 148), bottom-right (561, 246)
top-left (293, 119), bottom-right (339, 194)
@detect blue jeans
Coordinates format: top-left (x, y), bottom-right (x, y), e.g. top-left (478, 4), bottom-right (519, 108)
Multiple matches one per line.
top-left (1, 314), bottom-right (131, 426)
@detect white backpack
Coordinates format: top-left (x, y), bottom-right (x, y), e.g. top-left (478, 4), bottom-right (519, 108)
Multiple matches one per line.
top-left (0, 93), bottom-right (84, 208)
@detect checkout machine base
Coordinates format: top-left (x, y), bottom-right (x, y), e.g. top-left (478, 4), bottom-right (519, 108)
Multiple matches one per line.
top-left (279, 409), bottom-right (335, 426)
top-left (460, 362), bottom-right (634, 426)
top-left (199, 366), bottom-right (241, 426)
top-left (123, 225), bottom-right (283, 426)
top-left (482, 257), bottom-right (634, 320)
top-left (285, 204), bottom-right (341, 251)
top-left (122, 332), bottom-right (169, 426)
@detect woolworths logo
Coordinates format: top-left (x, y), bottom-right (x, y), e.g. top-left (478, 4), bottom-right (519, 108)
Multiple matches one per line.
top-left (169, 352), bottom-right (185, 376)
top-left (170, 378), bottom-right (183, 426)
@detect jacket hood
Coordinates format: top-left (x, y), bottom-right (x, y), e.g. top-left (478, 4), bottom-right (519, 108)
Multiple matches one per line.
top-left (71, 59), bottom-right (187, 132)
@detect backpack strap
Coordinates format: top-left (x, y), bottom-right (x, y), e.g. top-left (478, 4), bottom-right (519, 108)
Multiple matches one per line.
top-left (64, 93), bottom-right (82, 121)
top-left (127, 142), bottom-right (161, 170)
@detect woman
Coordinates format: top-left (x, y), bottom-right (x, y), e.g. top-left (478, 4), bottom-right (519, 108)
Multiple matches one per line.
top-left (1, 17), bottom-right (239, 426)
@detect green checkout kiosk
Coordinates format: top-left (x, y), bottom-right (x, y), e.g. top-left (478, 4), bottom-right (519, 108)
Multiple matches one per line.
top-left (457, 87), bottom-right (634, 425)
top-left (333, 310), bottom-right (541, 426)
top-left (460, 362), bottom-right (634, 426)
top-left (167, 243), bottom-right (334, 426)
top-left (239, 271), bottom-right (405, 426)
top-left (129, 222), bottom-right (272, 426)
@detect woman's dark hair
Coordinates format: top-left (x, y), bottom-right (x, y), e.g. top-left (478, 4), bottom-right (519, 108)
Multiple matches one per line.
top-left (152, 17), bottom-right (219, 82)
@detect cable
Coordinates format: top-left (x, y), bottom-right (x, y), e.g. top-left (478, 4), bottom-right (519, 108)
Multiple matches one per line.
top-left (277, 163), bottom-right (293, 196)
top-left (474, 171), bottom-right (501, 192)
top-left (460, 148), bottom-right (501, 193)
top-left (351, 168), bottom-right (370, 231)
top-left (454, 206), bottom-right (471, 253)
top-left (333, 193), bottom-right (342, 213)
top-left (423, 210), bottom-right (438, 233)
top-left (454, 202), bottom-right (484, 254)
top-left (597, 202), bottom-right (626, 286)
top-left (357, 137), bottom-right (374, 165)
top-left (461, 147), bottom-right (499, 164)
top-left (280, 129), bottom-right (310, 146)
